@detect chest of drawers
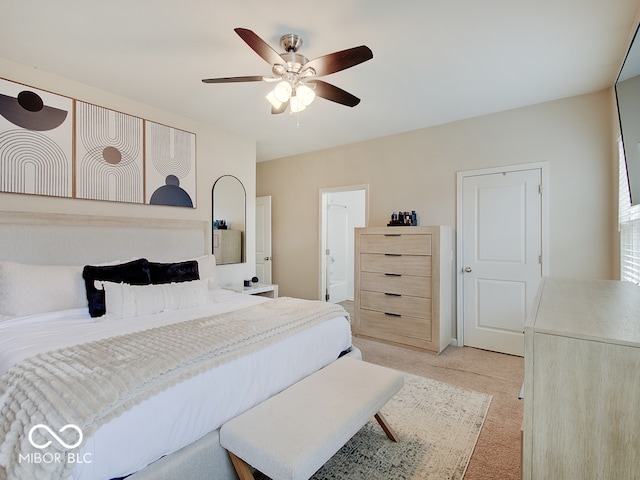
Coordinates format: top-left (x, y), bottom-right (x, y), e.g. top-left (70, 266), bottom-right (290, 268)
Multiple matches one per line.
top-left (354, 226), bottom-right (452, 353)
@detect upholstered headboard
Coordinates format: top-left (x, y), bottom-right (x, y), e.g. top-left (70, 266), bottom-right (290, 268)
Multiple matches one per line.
top-left (0, 211), bottom-right (209, 266)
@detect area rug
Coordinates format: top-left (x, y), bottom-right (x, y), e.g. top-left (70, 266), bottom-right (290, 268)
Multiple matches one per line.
top-left (308, 373), bottom-right (492, 480)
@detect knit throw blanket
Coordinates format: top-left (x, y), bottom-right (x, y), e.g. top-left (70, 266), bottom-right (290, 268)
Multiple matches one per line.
top-left (0, 297), bottom-right (348, 480)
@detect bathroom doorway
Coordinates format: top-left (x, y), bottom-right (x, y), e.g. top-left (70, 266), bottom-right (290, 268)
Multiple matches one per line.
top-left (319, 186), bottom-right (368, 303)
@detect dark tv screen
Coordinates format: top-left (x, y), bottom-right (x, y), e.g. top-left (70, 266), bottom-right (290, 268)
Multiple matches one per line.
top-left (616, 23), bottom-right (640, 206)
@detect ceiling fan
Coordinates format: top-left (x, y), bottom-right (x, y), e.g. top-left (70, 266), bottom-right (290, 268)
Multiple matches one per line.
top-left (202, 28), bottom-right (373, 114)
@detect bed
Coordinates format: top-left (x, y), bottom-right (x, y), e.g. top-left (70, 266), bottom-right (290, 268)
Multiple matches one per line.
top-left (0, 212), bottom-right (356, 480)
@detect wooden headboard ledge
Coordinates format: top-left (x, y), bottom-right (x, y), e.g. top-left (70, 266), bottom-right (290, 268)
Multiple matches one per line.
top-left (0, 211), bottom-right (210, 266)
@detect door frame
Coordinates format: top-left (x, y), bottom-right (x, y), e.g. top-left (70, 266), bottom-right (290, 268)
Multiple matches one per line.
top-left (455, 162), bottom-right (550, 347)
top-left (318, 184), bottom-right (369, 301)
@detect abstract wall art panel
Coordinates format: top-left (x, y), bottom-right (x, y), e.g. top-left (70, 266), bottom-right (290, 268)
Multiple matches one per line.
top-left (75, 101), bottom-right (144, 203)
top-left (1, 77), bottom-right (198, 209)
top-left (0, 78), bottom-right (73, 197)
top-left (145, 121), bottom-right (196, 208)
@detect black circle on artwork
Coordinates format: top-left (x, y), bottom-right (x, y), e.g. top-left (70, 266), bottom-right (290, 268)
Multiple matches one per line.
top-left (149, 175), bottom-right (193, 207)
top-left (0, 92), bottom-right (67, 131)
top-left (103, 146), bottom-right (122, 164)
top-left (17, 91), bottom-right (44, 112)
top-left (166, 174), bottom-right (179, 186)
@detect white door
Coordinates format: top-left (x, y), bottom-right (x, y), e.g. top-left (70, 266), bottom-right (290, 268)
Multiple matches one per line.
top-left (460, 167), bottom-right (543, 356)
top-left (326, 202), bottom-right (349, 303)
top-left (255, 196), bottom-right (272, 284)
top-left (319, 187), bottom-right (367, 302)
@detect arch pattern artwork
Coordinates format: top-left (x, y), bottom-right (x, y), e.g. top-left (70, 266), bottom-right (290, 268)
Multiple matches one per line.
top-left (145, 121), bottom-right (196, 207)
top-left (0, 130), bottom-right (70, 196)
top-left (0, 78), bottom-right (73, 197)
top-left (75, 101), bottom-right (143, 203)
top-left (0, 78), bottom-right (196, 208)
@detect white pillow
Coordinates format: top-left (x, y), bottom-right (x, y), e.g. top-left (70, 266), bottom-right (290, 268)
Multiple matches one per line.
top-left (0, 261), bottom-right (87, 319)
top-left (195, 255), bottom-right (219, 289)
top-left (102, 279), bottom-right (210, 319)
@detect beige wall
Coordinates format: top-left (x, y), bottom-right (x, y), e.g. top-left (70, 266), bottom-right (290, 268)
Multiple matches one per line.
top-left (257, 90), bottom-right (618, 305)
top-left (1, 56), bottom-right (619, 302)
top-left (0, 58), bottom-right (257, 287)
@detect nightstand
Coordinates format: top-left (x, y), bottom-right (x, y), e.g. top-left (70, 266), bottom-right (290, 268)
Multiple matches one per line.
top-left (240, 283), bottom-right (278, 298)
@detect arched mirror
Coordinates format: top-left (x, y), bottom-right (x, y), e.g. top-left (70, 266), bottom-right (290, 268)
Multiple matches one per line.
top-left (212, 175), bottom-right (246, 264)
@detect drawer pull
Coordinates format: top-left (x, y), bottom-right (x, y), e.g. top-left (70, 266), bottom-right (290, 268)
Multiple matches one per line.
top-left (385, 292), bottom-right (401, 297)
top-left (384, 312), bottom-right (402, 317)
top-left (384, 253), bottom-right (402, 257)
top-left (384, 234), bottom-right (401, 237)
top-left (385, 273), bottom-right (402, 277)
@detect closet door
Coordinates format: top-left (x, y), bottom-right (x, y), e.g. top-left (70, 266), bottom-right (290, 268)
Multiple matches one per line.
top-left (460, 168), bottom-right (542, 356)
top-left (255, 196), bottom-right (272, 284)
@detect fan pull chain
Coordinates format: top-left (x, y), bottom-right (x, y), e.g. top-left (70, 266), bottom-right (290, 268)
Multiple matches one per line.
top-left (289, 110), bottom-right (302, 129)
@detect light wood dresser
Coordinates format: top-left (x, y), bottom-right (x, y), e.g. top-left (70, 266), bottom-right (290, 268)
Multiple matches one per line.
top-left (523, 277), bottom-right (640, 479)
top-left (354, 226), bottom-right (452, 354)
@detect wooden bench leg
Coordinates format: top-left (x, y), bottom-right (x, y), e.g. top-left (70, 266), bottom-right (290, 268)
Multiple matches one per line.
top-left (227, 451), bottom-right (255, 480)
top-left (375, 412), bottom-right (399, 442)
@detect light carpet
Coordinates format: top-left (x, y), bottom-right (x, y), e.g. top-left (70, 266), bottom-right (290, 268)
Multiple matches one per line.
top-left (308, 372), bottom-right (492, 480)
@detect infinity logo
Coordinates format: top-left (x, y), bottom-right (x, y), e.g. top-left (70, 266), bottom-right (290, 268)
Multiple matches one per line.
top-left (28, 424), bottom-right (83, 450)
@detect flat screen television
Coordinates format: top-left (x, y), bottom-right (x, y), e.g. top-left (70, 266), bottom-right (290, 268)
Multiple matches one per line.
top-left (616, 23), bottom-right (640, 206)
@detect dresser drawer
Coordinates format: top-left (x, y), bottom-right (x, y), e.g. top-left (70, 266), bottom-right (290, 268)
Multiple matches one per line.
top-left (358, 309), bottom-right (432, 342)
top-left (361, 272), bottom-right (432, 297)
top-left (360, 234), bottom-right (432, 255)
top-left (360, 253), bottom-right (431, 276)
top-left (360, 290), bottom-right (431, 319)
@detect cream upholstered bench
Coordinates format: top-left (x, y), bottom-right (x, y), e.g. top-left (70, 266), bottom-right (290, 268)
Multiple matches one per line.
top-left (219, 356), bottom-right (404, 480)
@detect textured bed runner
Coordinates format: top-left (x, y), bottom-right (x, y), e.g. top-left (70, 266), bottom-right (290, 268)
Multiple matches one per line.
top-left (0, 297), bottom-right (348, 480)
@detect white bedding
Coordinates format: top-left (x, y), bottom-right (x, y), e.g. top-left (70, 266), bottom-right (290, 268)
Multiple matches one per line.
top-left (0, 289), bottom-right (352, 480)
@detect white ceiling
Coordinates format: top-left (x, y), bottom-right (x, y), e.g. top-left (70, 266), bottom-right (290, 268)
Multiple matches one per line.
top-left (1, 0), bottom-right (638, 162)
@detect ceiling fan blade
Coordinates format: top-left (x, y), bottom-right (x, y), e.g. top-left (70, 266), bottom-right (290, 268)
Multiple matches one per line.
top-left (202, 75), bottom-right (265, 84)
top-left (307, 80), bottom-right (361, 107)
top-left (271, 101), bottom-right (288, 114)
top-left (234, 28), bottom-right (287, 67)
top-left (304, 46), bottom-right (373, 77)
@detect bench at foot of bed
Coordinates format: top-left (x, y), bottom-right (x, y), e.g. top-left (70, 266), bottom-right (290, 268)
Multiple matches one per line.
top-left (219, 356), bottom-right (404, 480)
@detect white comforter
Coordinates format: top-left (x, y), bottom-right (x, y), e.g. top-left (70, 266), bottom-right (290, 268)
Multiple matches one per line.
top-left (0, 289), bottom-right (352, 479)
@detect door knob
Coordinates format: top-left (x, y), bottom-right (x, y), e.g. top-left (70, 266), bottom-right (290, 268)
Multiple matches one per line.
top-left (464, 267), bottom-right (472, 273)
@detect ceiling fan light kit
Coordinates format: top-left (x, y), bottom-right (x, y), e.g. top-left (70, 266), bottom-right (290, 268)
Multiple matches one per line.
top-left (202, 28), bottom-right (373, 116)
top-left (289, 96), bottom-right (305, 113)
top-left (296, 84), bottom-right (316, 106)
top-left (273, 80), bottom-right (293, 103)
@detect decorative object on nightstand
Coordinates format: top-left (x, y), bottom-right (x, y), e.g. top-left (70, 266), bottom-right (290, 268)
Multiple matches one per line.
top-left (354, 226), bottom-right (452, 354)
